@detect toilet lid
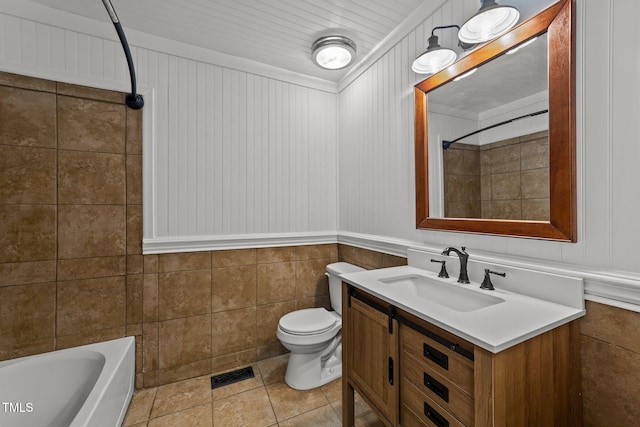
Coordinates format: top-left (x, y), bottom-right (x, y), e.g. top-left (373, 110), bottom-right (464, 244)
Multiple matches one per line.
top-left (279, 308), bottom-right (337, 336)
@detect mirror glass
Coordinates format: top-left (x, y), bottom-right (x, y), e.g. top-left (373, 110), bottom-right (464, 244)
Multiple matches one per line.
top-left (414, 0), bottom-right (575, 241)
top-left (427, 34), bottom-right (548, 221)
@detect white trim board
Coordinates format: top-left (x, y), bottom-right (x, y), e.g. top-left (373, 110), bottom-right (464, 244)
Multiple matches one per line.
top-left (143, 232), bottom-right (339, 254)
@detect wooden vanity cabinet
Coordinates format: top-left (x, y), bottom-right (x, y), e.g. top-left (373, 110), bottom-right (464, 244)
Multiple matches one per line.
top-left (342, 283), bottom-right (582, 427)
top-left (342, 285), bottom-right (399, 427)
top-left (399, 311), bottom-right (475, 427)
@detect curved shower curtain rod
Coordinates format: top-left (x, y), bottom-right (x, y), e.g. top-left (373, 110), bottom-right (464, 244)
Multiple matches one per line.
top-left (101, 0), bottom-right (144, 109)
top-left (442, 109), bottom-right (548, 149)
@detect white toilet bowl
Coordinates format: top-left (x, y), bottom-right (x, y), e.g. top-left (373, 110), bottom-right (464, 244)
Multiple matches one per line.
top-left (276, 262), bottom-right (364, 390)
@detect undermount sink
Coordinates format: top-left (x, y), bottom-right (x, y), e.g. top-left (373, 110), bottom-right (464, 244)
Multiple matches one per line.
top-left (378, 274), bottom-right (505, 312)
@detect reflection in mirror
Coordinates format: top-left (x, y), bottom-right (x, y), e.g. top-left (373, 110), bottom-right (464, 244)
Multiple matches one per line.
top-left (414, 0), bottom-right (575, 241)
top-left (427, 34), bottom-right (549, 221)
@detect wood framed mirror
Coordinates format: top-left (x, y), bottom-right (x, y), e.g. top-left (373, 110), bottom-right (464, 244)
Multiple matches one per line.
top-left (414, 0), bottom-right (575, 241)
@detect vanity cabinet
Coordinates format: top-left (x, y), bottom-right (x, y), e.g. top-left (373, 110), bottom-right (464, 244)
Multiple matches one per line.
top-left (342, 283), bottom-right (582, 427)
top-left (399, 313), bottom-right (474, 427)
top-left (343, 287), bottom-right (398, 426)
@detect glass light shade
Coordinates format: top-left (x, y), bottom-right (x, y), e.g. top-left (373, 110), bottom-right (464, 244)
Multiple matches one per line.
top-left (412, 34), bottom-right (457, 74)
top-left (312, 36), bottom-right (356, 70)
top-left (459, 2), bottom-right (519, 44)
top-left (412, 47), bottom-right (457, 74)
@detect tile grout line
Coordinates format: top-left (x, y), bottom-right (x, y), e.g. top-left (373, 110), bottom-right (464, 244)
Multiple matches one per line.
top-left (54, 82), bottom-right (59, 351)
top-left (144, 387), bottom-right (159, 425)
top-left (254, 359), bottom-right (279, 423)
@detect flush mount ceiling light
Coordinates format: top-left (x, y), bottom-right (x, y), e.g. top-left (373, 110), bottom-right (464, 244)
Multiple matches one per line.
top-left (311, 35), bottom-right (356, 70)
top-left (412, 25), bottom-right (470, 75)
top-left (458, 0), bottom-right (520, 44)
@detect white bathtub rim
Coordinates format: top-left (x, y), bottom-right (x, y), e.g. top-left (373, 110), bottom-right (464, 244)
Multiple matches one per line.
top-left (70, 337), bottom-right (135, 427)
top-left (0, 336), bottom-right (135, 427)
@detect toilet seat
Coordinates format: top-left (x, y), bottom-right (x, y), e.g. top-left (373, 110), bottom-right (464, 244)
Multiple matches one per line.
top-left (279, 308), bottom-right (337, 336)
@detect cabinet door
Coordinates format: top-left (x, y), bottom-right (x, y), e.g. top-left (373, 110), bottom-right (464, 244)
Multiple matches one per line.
top-left (346, 296), bottom-right (398, 424)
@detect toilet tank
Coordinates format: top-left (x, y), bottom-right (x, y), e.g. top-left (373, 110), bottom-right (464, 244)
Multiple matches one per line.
top-left (326, 262), bottom-right (365, 315)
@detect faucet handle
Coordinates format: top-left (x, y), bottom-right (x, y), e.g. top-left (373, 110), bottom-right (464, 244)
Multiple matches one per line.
top-left (430, 259), bottom-right (449, 278)
top-left (480, 269), bottom-right (506, 291)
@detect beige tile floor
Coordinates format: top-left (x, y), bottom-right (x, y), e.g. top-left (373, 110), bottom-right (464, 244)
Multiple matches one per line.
top-left (123, 353), bottom-right (384, 427)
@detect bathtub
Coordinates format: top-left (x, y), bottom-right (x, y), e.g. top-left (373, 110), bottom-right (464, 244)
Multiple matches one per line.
top-left (0, 337), bottom-right (135, 427)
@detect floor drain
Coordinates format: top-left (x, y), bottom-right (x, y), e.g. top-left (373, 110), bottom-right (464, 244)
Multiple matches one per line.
top-left (211, 366), bottom-right (255, 390)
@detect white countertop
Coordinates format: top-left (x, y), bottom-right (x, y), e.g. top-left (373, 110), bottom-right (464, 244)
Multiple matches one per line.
top-left (341, 265), bottom-right (585, 353)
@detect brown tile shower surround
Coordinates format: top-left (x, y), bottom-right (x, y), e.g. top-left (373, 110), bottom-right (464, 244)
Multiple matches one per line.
top-left (443, 131), bottom-right (549, 220)
top-left (0, 71), bottom-right (143, 381)
top-left (1, 71), bottom-right (639, 425)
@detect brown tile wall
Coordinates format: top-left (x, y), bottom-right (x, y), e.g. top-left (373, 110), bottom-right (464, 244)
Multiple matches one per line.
top-left (443, 143), bottom-right (481, 218)
top-left (141, 245), bottom-right (338, 387)
top-left (580, 301), bottom-right (640, 426)
top-left (0, 71), bottom-right (143, 380)
top-left (337, 244), bottom-right (407, 270)
top-left (0, 71), bottom-right (337, 389)
top-left (480, 130), bottom-right (549, 220)
top-left (443, 132), bottom-right (549, 220)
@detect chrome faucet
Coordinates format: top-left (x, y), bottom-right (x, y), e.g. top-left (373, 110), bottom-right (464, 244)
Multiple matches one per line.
top-left (441, 246), bottom-right (470, 284)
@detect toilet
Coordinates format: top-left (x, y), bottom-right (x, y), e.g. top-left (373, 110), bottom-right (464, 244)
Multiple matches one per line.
top-left (276, 262), bottom-right (364, 390)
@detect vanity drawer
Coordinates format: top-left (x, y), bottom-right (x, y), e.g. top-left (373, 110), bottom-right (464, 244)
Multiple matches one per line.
top-left (401, 404), bottom-right (428, 427)
top-left (400, 324), bottom-right (474, 395)
top-left (401, 351), bottom-right (474, 426)
top-left (402, 380), bottom-right (467, 427)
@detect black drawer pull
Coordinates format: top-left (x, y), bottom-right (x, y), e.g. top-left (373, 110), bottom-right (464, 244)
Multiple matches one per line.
top-left (424, 401), bottom-right (449, 427)
top-left (424, 343), bottom-right (449, 370)
top-left (424, 372), bottom-right (449, 402)
top-left (388, 357), bottom-right (394, 385)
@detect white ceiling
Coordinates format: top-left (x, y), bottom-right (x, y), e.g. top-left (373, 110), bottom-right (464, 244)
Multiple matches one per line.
top-left (429, 33), bottom-right (548, 117)
top-left (26, 0), bottom-right (559, 85)
top-left (28, 0), bottom-right (426, 82)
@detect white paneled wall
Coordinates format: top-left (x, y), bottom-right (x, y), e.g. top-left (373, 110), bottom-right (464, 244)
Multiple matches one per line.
top-left (0, 6), bottom-right (337, 252)
top-left (338, 0), bottom-right (640, 301)
top-left (149, 62), bottom-right (337, 244)
top-left (150, 59), bottom-right (336, 239)
top-left (0, 12), bottom-right (130, 90)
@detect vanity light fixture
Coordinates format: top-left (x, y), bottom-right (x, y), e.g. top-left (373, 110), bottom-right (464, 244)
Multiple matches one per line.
top-left (311, 35), bottom-right (356, 70)
top-left (412, 25), bottom-right (469, 75)
top-left (458, 0), bottom-right (520, 44)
